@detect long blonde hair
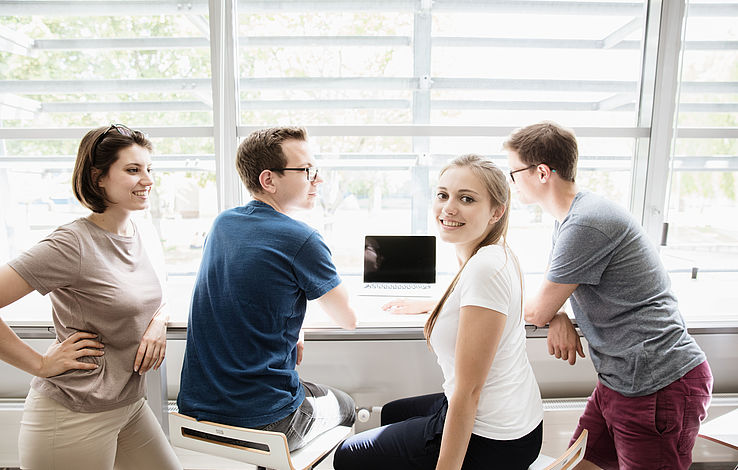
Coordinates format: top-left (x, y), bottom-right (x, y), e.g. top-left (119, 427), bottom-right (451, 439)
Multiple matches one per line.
top-left (424, 154), bottom-right (521, 345)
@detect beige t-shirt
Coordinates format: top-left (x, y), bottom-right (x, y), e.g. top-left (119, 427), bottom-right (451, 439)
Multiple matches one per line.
top-left (9, 217), bottom-right (163, 412)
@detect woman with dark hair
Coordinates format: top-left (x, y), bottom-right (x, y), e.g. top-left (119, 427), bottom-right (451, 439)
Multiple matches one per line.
top-left (334, 155), bottom-right (543, 470)
top-left (0, 125), bottom-right (181, 469)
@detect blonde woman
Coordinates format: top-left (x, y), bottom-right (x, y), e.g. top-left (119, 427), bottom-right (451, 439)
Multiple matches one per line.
top-left (334, 155), bottom-right (543, 470)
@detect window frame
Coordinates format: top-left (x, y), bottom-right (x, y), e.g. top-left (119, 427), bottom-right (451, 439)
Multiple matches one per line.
top-left (1, 0), bottom-right (737, 325)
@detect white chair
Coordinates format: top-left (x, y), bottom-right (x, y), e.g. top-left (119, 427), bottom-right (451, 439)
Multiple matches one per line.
top-left (169, 411), bottom-right (352, 470)
top-left (529, 429), bottom-right (588, 470)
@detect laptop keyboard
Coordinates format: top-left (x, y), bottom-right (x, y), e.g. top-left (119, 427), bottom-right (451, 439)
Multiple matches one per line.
top-left (363, 283), bottom-right (432, 290)
top-left (360, 283), bottom-right (435, 297)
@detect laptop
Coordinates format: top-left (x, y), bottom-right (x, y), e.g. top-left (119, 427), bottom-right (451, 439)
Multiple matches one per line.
top-left (360, 235), bottom-right (436, 297)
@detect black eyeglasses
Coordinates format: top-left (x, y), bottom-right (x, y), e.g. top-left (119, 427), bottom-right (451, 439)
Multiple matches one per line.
top-left (509, 163), bottom-right (558, 182)
top-left (509, 164), bottom-right (536, 183)
top-left (269, 167), bottom-right (319, 182)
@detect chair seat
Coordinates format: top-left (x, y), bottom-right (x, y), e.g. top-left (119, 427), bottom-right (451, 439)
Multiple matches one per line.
top-left (529, 429), bottom-right (587, 470)
top-left (169, 412), bottom-right (351, 470)
top-left (528, 454), bottom-right (556, 469)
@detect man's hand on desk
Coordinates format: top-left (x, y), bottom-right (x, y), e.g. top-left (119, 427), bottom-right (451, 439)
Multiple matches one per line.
top-left (547, 311), bottom-right (585, 366)
top-left (381, 299), bottom-right (437, 315)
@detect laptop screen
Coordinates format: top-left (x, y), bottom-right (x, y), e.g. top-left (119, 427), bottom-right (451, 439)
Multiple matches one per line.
top-left (363, 235), bottom-right (436, 283)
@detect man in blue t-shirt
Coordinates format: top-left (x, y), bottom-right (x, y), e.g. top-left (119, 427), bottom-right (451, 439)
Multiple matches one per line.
top-left (178, 127), bottom-right (357, 451)
top-left (504, 122), bottom-right (712, 470)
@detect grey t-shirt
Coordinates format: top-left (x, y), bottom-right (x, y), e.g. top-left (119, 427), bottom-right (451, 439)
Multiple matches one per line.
top-left (9, 218), bottom-right (163, 412)
top-left (548, 192), bottom-right (705, 397)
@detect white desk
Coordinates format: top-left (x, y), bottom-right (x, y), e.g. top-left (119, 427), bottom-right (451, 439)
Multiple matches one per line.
top-left (699, 408), bottom-right (738, 451)
top-left (167, 284), bottom-right (437, 329)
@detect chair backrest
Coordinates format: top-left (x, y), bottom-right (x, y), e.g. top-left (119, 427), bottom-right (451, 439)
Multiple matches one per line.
top-left (541, 429), bottom-right (588, 470)
top-left (169, 411), bottom-right (351, 470)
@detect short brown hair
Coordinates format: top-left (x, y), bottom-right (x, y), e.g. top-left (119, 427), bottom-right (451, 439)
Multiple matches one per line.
top-left (236, 127), bottom-right (308, 194)
top-left (503, 121), bottom-right (578, 182)
top-left (72, 125), bottom-right (153, 213)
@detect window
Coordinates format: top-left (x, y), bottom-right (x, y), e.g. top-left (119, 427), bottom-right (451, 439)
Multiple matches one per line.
top-left (234, 1), bottom-right (650, 280)
top-left (2, 1), bottom-right (736, 324)
top-left (663, 0), bottom-right (738, 319)
top-left (0, 4), bottom-right (216, 318)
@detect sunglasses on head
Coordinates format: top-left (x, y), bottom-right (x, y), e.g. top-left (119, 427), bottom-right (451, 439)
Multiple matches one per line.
top-left (91, 124), bottom-right (135, 159)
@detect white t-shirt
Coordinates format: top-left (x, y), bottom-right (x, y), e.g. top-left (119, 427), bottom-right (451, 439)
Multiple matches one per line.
top-left (430, 244), bottom-right (543, 440)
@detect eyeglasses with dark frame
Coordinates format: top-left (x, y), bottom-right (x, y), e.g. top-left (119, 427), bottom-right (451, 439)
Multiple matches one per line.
top-left (509, 164), bottom-right (537, 183)
top-left (508, 163), bottom-right (557, 183)
top-left (91, 124), bottom-right (134, 160)
top-left (269, 167), bottom-right (319, 182)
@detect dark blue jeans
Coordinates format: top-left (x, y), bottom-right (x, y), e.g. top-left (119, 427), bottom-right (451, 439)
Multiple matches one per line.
top-left (333, 393), bottom-right (542, 470)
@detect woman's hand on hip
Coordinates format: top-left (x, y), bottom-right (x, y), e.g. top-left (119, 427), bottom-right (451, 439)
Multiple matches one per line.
top-left (39, 331), bottom-right (104, 378)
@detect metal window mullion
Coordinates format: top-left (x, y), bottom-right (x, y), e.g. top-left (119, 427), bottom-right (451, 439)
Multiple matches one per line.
top-left (0, 125), bottom-right (649, 140)
top-left (630, 0), bottom-right (660, 223)
top-left (0, 123), bottom-right (10, 261)
top-left (31, 37), bottom-right (738, 52)
top-left (677, 128), bottom-right (738, 139)
top-left (209, 0), bottom-right (242, 212)
top-left (4, 0), bottom-right (737, 17)
top-left (411, 1), bottom-right (432, 235)
top-left (634, 0), bottom-right (687, 246)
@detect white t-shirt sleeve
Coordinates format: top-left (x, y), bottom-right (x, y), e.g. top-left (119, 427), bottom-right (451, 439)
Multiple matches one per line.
top-left (458, 248), bottom-right (511, 316)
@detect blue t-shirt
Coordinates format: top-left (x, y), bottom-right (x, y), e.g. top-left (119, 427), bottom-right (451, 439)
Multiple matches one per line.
top-left (177, 200), bottom-right (341, 427)
top-left (547, 192), bottom-right (705, 397)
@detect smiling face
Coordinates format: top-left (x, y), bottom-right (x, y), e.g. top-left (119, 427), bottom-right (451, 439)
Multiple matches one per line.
top-left (433, 166), bottom-right (500, 258)
top-left (96, 144), bottom-right (153, 214)
top-left (273, 139), bottom-right (323, 212)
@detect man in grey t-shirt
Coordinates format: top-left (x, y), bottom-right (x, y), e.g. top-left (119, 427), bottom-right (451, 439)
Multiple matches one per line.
top-left (504, 122), bottom-right (712, 470)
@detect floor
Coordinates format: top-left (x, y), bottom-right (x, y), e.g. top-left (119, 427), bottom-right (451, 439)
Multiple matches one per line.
top-left (172, 446), bottom-right (737, 470)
